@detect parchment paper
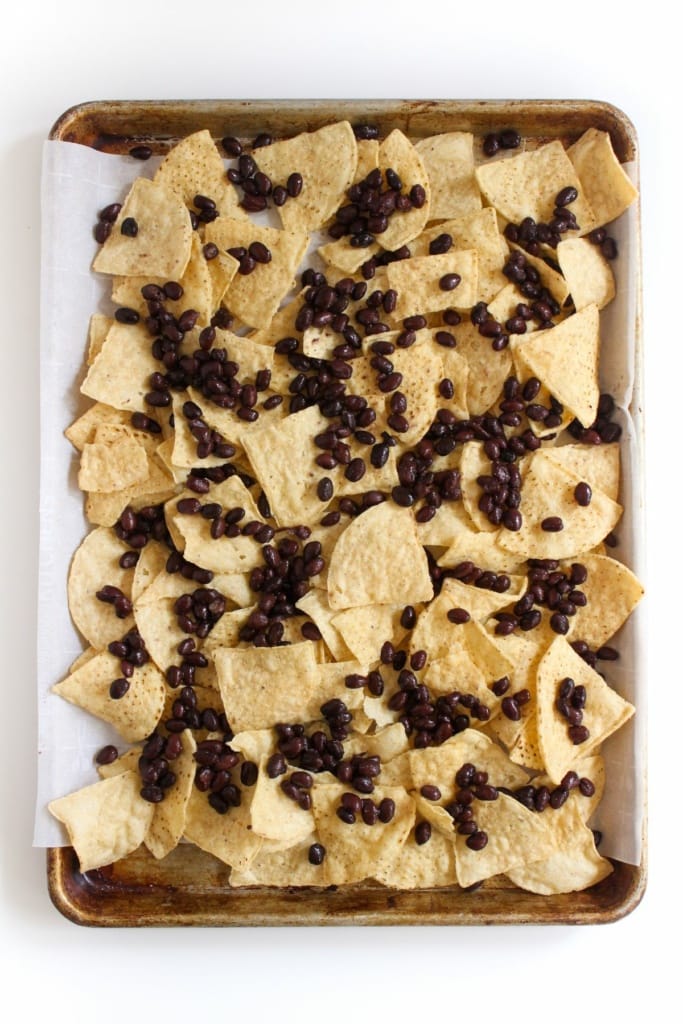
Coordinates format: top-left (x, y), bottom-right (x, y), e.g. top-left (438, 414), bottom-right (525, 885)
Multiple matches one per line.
top-left (34, 139), bottom-right (645, 864)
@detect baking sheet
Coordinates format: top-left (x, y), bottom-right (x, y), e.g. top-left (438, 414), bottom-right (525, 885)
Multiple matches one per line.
top-left (35, 133), bottom-right (645, 867)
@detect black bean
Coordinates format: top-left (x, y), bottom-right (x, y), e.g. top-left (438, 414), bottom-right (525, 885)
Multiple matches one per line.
top-left (439, 273), bottom-right (461, 291)
top-left (120, 217), bottom-right (138, 237)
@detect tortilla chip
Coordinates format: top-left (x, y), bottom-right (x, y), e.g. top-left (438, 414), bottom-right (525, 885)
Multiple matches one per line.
top-left (79, 433), bottom-right (148, 492)
top-left (52, 651), bottom-right (166, 743)
top-left (375, 823), bottom-right (457, 889)
top-left (67, 527), bottom-right (135, 649)
top-left (153, 128), bottom-right (245, 219)
top-left (449, 320), bottom-right (513, 415)
top-left (87, 314), bottom-right (113, 366)
top-left (411, 208), bottom-right (507, 303)
top-left (497, 452), bottom-right (622, 561)
top-left (376, 130), bottom-right (431, 251)
top-left (49, 771), bottom-right (154, 873)
top-left (254, 121), bottom-right (357, 233)
top-left (386, 250), bottom-right (479, 319)
top-left (183, 784), bottom-right (262, 871)
top-left (248, 757), bottom-right (318, 846)
top-left (65, 403), bottom-right (130, 451)
top-left (475, 140), bottom-right (594, 234)
top-left (294, 589), bottom-right (353, 662)
top-left (80, 322), bottom-right (161, 415)
top-left (415, 132), bottom-right (481, 220)
top-left (506, 799), bottom-right (613, 894)
top-left (557, 237), bottom-right (616, 311)
top-left (311, 783), bottom-right (416, 885)
top-left (331, 603), bottom-right (409, 665)
top-left (510, 304), bottom-right (600, 427)
top-left (229, 836), bottom-right (325, 887)
top-left (327, 502), bottom-right (433, 611)
top-left (568, 128), bottom-right (638, 231)
top-left (564, 553), bottom-right (643, 648)
top-left (145, 730), bottom-right (197, 859)
top-left (536, 635), bottom-right (635, 784)
top-left (542, 443), bottom-right (620, 502)
top-left (408, 730), bottom-right (529, 801)
top-left (93, 177), bottom-right (192, 279)
top-left (205, 218), bottom-right (308, 329)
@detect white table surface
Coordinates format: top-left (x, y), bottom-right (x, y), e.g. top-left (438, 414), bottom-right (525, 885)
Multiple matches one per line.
top-left (1, 2), bottom-right (679, 1019)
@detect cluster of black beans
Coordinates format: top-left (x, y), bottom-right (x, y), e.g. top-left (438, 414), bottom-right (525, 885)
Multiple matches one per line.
top-left (502, 250), bottom-right (565, 319)
top-left (93, 202), bottom-right (123, 244)
top-left (337, 791), bottom-right (396, 826)
top-left (166, 637), bottom-right (212, 691)
top-left (95, 584), bottom-right (132, 620)
top-left (444, 763), bottom-right (497, 851)
top-left (224, 143), bottom-right (303, 213)
top-left (194, 739), bottom-right (246, 815)
top-left (183, 461), bottom-right (258, 499)
top-left (567, 392), bottom-right (622, 445)
top-left (294, 268), bottom-right (373, 341)
top-left (137, 731), bottom-right (185, 804)
top-left (265, 699), bottom-right (353, 781)
top-left (175, 496), bottom-right (273, 543)
top-left (556, 677), bottom-right (590, 745)
top-left (107, 627), bottom-right (149, 700)
top-left (492, 677), bottom-right (532, 722)
top-left (280, 770), bottom-right (315, 811)
top-left (226, 240), bottom-right (273, 276)
top-left (507, 769), bottom-right (595, 814)
top-left (588, 227), bottom-right (618, 261)
top-left (240, 529), bottom-right (324, 646)
top-left (501, 375), bottom-right (565, 432)
top-left (449, 559), bottom-right (513, 595)
top-left (503, 185), bottom-right (581, 254)
top-left (384, 649), bottom-right (490, 748)
top-left (494, 559), bottom-right (588, 638)
top-left (114, 503), bottom-right (169, 559)
top-left (392, 441), bottom-right (462, 517)
top-left (181, 400), bottom-right (237, 461)
top-left (482, 128), bottom-right (522, 157)
top-left (328, 166), bottom-right (426, 249)
top-left (173, 587), bottom-right (227, 638)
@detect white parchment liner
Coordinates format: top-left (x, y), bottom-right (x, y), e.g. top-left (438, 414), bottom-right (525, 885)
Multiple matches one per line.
top-left (35, 140), bottom-right (645, 865)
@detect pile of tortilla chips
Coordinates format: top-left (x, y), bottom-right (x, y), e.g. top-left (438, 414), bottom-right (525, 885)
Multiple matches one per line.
top-left (49, 120), bottom-right (642, 897)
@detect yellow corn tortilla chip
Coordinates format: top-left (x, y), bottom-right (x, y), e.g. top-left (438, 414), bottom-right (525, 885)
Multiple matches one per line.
top-left (510, 304), bottom-right (600, 428)
top-left (183, 784), bottom-right (262, 872)
top-left (294, 589), bottom-right (353, 662)
top-left (65, 403), bottom-right (130, 451)
top-left (536, 635), bottom-right (635, 784)
top-left (542, 443), bottom-right (620, 502)
top-left (87, 314), bottom-right (113, 366)
top-left (411, 208), bottom-right (507, 304)
top-left (67, 527), bottom-right (135, 649)
top-left (153, 128), bottom-right (245, 220)
top-left (93, 177), bottom-right (192, 279)
top-left (497, 452), bottom-right (622, 561)
top-left (453, 790), bottom-right (557, 888)
top-left (376, 129), bottom-right (431, 251)
top-left (145, 730), bottom-right (197, 860)
top-left (438, 524), bottom-right (526, 573)
top-left (568, 128), bottom-right (638, 231)
top-left (557, 237), bottom-right (616, 311)
top-left (52, 650), bottom-right (166, 743)
top-left (408, 730), bottom-right (529, 802)
top-left (311, 782), bottom-right (416, 885)
top-left (330, 603), bottom-right (409, 666)
top-left (214, 642), bottom-right (338, 733)
top-left (448, 320), bottom-right (513, 415)
top-left (80, 322), bottom-right (161, 415)
top-left (375, 822), bottom-right (457, 889)
top-left (240, 405), bottom-right (332, 527)
top-left (229, 836), bottom-right (325, 887)
top-left (475, 140), bottom-right (594, 234)
top-left (327, 502), bottom-right (433, 611)
top-left (253, 121), bottom-right (357, 233)
top-left (506, 799), bottom-right (612, 895)
top-left (49, 771), bottom-right (154, 873)
top-left (205, 218), bottom-right (308, 329)
top-left (414, 132), bottom-right (481, 220)
top-left (386, 250), bottom-right (479, 319)
top-left (563, 553), bottom-right (643, 648)
top-left (78, 434), bottom-right (148, 492)
top-left (248, 757), bottom-right (318, 846)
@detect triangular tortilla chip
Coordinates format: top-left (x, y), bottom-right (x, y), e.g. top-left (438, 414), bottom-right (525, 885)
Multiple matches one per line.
top-left (475, 139), bottom-right (594, 233)
top-left (568, 128), bottom-right (638, 231)
top-left (253, 121), bottom-right (357, 233)
top-left (49, 771), bottom-right (154, 873)
top-left (153, 128), bottom-right (245, 219)
top-left (52, 650), bottom-right (166, 743)
top-left (557, 236), bottom-right (616, 311)
top-left (80, 322), bottom-right (162, 415)
top-left (563, 553), bottom-right (643, 648)
top-left (67, 527), bottom-right (136, 649)
top-left (183, 784), bottom-right (262, 871)
top-left (510, 304), bottom-right (600, 427)
top-left (536, 635), bottom-right (635, 784)
top-left (386, 250), bottom-right (479, 319)
top-left (497, 451), bottom-right (622, 561)
top-left (93, 177), bottom-right (192, 278)
top-left (414, 132), bottom-right (481, 221)
top-left (145, 730), bottom-right (197, 860)
top-left (375, 129), bottom-right (431, 251)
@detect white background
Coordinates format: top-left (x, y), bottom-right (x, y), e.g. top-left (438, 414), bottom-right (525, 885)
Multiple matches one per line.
top-left (0, 1), bottom-right (679, 1019)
